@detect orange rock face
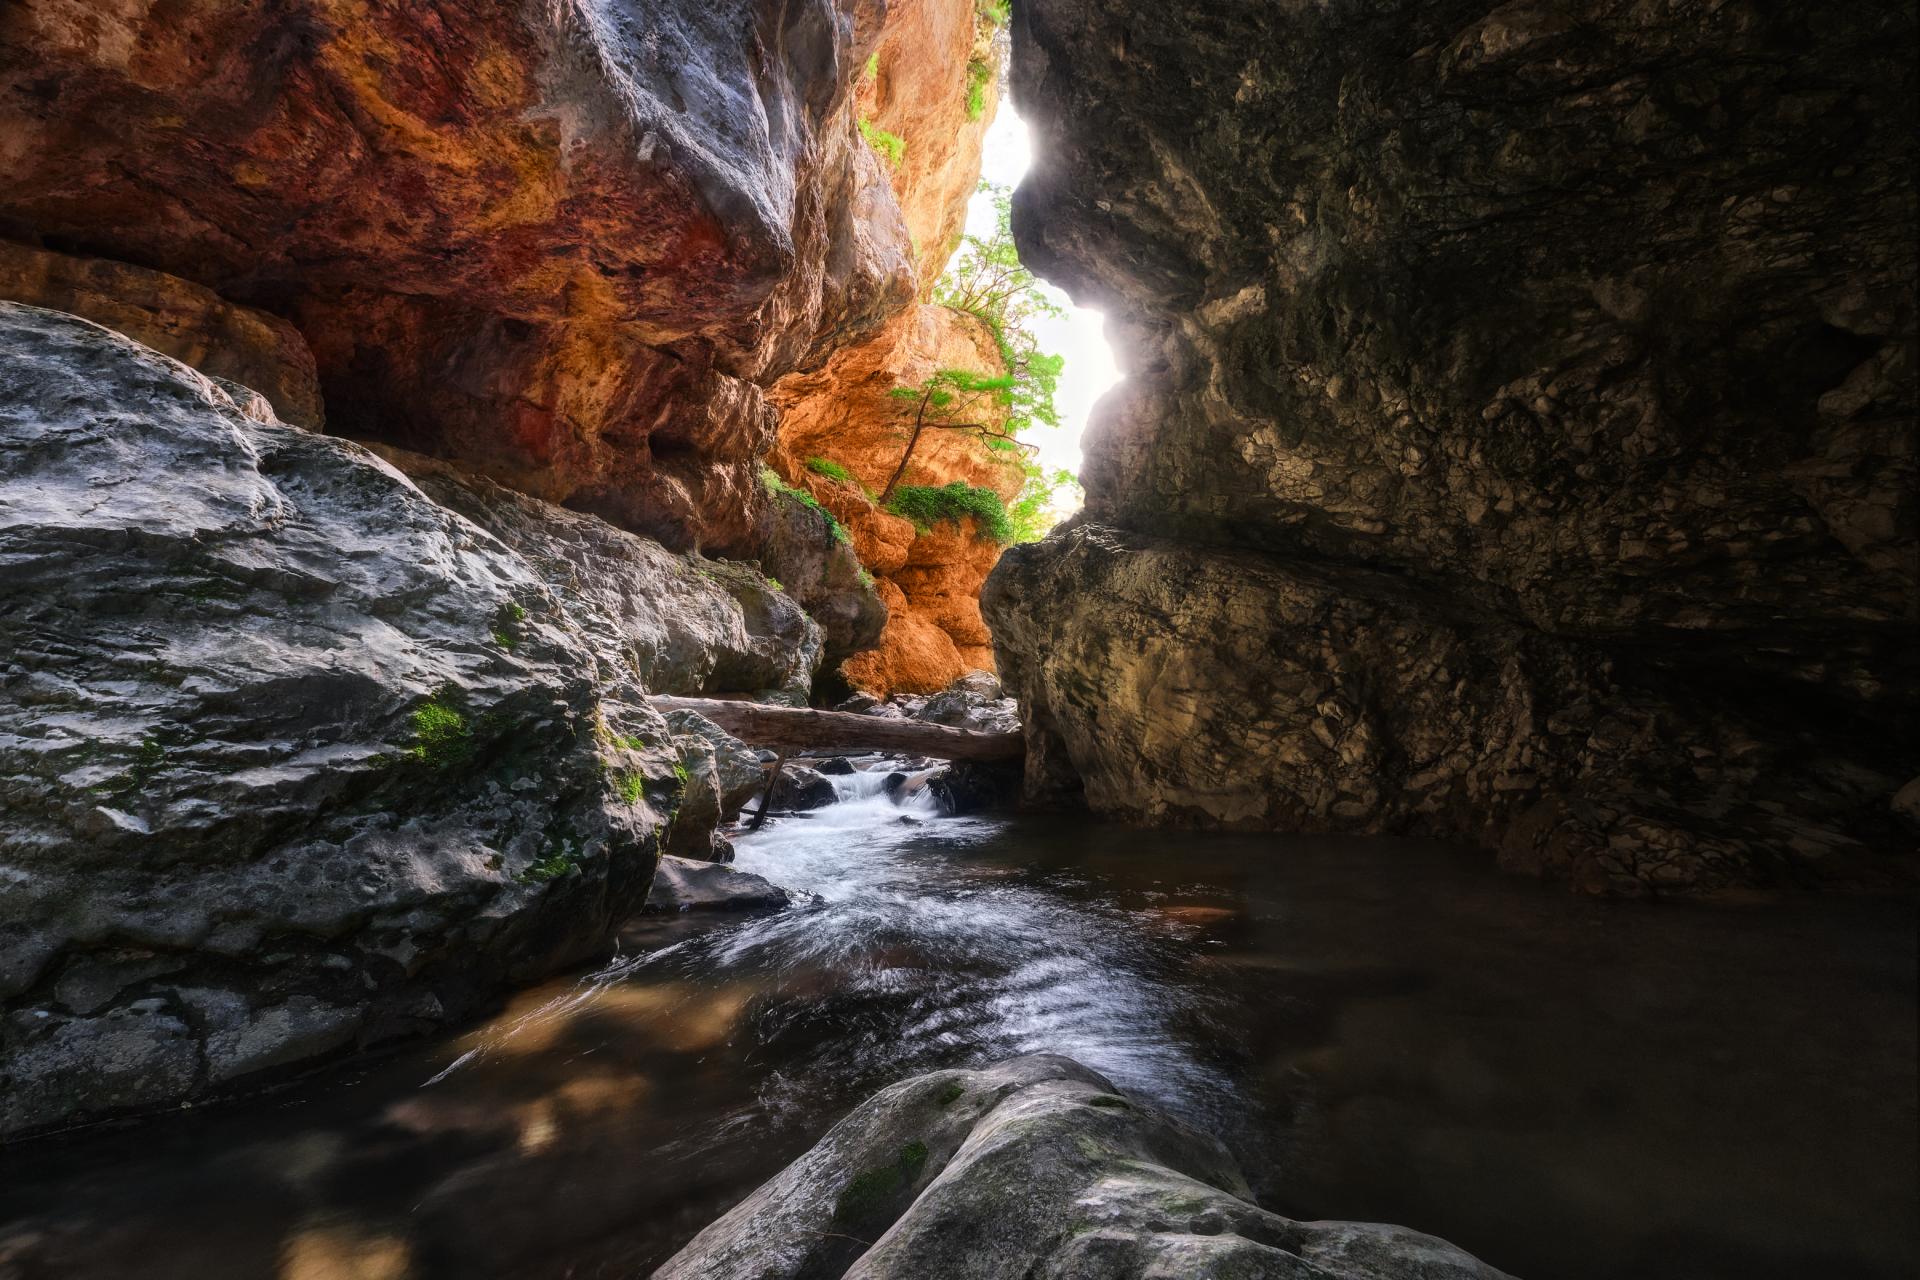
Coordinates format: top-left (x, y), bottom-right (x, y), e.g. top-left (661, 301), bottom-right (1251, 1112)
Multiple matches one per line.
top-left (0, 0), bottom-right (917, 550)
top-left (856, 0), bottom-right (1001, 287)
top-left (771, 304), bottom-right (1022, 695)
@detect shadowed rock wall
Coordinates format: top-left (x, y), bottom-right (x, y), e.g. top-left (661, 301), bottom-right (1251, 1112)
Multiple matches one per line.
top-left (986, 0), bottom-right (1918, 894)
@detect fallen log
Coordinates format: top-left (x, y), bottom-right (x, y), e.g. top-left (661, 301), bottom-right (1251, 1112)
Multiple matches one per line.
top-left (651, 696), bottom-right (1024, 763)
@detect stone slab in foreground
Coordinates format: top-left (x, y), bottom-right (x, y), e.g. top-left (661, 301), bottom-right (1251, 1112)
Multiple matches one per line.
top-left (654, 1054), bottom-right (1514, 1280)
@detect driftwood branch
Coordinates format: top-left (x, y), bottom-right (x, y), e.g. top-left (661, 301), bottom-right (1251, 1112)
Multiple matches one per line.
top-left (652, 697), bottom-right (1024, 763)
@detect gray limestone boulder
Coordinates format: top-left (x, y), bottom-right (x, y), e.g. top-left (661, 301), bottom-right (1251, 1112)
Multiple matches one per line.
top-left (382, 450), bottom-right (824, 703)
top-left (0, 303), bottom-right (689, 1136)
top-left (653, 1055), bottom-right (1514, 1280)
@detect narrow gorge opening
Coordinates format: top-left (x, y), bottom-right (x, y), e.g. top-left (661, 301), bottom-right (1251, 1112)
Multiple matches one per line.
top-left (0, 4), bottom-right (1913, 1280)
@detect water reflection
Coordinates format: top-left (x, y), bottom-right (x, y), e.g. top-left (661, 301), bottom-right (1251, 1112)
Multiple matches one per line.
top-left (0, 784), bottom-right (1913, 1280)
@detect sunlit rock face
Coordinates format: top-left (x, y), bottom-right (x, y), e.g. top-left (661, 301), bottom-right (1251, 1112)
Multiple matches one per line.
top-left (0, 0), bottom-right (914, 551)
top-left (773, 305), bottom-right (1024, 694)
top-left (0, 305), bottom-right (820, 1137)
top-left (987, 0), bottom-right (1917, 894)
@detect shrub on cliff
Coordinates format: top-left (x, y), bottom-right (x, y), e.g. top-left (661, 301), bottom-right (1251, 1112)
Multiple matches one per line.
top-left (761, 466), bottom-right (852, 545)
top-left (858, 118), bottom-right (906, 170)
top-left (887, 482), bottom-right (1014, 544)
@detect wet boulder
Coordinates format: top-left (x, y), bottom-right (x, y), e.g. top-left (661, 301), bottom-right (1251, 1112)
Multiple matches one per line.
top-left (926, 761), bottom-right (1021, 816)
top-left (389, 452), bottom-right (824, 703)
top-left (654, 1054), bottom-right (1514, 1280)
top-left (646, 857), bottom-right (791, 915)
top-left (771, 765), bottom-right (839, 812)
top-left (665, 710), bottom-right (770, 817)
top-left (0, 304), bottom-right (681, 1137)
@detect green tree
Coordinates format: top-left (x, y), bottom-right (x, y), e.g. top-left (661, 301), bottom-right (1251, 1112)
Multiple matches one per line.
top-left (877, 367), bottom-right (1029, 504)
top-left (879, 182), bottom-right (1070, 519)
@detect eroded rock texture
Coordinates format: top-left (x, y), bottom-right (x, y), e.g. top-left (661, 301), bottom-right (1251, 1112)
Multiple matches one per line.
top-left (0, 304), bottom-right (798, 1136)
top-left (655, 1055), bottom-right (1512, 1280)
top-left (0, 240), bottom-right (324, 429)
top-left (0, 0), bottom-right (915, 550)
top-left (988, 0), bottom-right (1918, 894)
top-left (774, 305), bottom-right (1023, 693)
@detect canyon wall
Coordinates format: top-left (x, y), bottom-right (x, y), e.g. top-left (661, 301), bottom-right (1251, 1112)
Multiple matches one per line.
top-left (0, 0), bottom-right (915, 553)
top-left (0, 0), bottom-right (1001, 1131)
top-left (773, 303), bottom-right (1022, 694)
top-left (986, 0), bottom-right (1918, 895)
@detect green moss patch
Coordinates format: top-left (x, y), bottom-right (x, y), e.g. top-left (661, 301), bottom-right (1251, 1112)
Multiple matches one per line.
top-left (762, 466), bottom-right (853, 545)
top-left (518, 837), bottom-right (583, 884)
top-left (833, 1139), bottom-right (931, 1227)
top-left (406, 698), bottom-right (473, 767)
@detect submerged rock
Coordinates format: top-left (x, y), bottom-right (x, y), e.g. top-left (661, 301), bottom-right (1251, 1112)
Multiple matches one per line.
top-left (772, 765), bottom-right (840, 813)
top-left (0, 304), bottom-right (687, 1136)
top-left (926, 761), bottom-right (1021, 817)
top-left (646, 856), bottom-right (791, 915)
top-left (653, 1054), bottom-right (1513, 1280)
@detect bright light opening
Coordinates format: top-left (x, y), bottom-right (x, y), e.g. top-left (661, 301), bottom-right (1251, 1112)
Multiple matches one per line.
top-left (966, 107), bottom-right (1121, 484)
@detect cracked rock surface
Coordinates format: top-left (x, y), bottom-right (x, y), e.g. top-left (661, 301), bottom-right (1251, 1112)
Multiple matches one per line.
top-left (986, 0), bottom-right (1917, 894)
top-left (0, 303), bottom-right (788, 1136)
top-left (654, 1054), bottom-right (1513, 1280)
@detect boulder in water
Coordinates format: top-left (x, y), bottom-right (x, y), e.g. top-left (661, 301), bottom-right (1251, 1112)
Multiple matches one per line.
top-left (771, 764), bottom-right (839, 812)
top-left (653, 1054), bottom-right (1514, 1280)
top-left (646, 857), bottom-right (790, 915)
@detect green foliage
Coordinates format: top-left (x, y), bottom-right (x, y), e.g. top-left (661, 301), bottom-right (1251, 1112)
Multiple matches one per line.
top-left (935, 183), bottom-right (1065, 442)
top-left (614, 770), bottom-right (646, 805)
top-left (858, 117), bottom-right (906, 169)
top-left (491, 628), bottom-right (516, 651)
top-left (806, 456), bottom-right (854, 485)
top-left (614, 733), bottom-right (649, 752)
top-left (965, 58), bottom-right (994, 121)
top-left (865, 181), bottom-right (1075, 532)
top-left (407, 698), bottom-right (472, 767)
top-left (673, 760), bottom-right (691, 785)
top-left (858, 566), bottom-right (875, 589)
top-left (934, 1081), bottom-right (966, 1107)
top-left (887, 482), bottom-right (1014, 544)
top-left (976, 0), bottom-right (1010, 26)
top-left (518, 839), bottom-right (582, 884)
top-left (864, 51), bottom-right (879, 81)
top-left (1008, 463), bottom-right (1081, 542)
top-left (762, 466), bottom-right (853, 545)
top-left (766, 576), bottom-right (784, 592)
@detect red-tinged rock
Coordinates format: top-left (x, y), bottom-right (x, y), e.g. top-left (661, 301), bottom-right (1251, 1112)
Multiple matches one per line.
top-left (0, 0), bottom-right (916, 549)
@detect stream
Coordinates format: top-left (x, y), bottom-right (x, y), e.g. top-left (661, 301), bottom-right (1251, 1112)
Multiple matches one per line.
top-left (2, 773), bottom-right (1914, 1280)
